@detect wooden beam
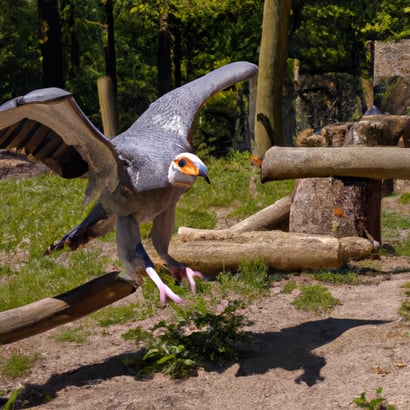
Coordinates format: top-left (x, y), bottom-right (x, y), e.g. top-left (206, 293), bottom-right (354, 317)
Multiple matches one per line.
top-left (261, 146), bottom-right (410, 182)
top-left (0, 272), bottom-right (136, 345)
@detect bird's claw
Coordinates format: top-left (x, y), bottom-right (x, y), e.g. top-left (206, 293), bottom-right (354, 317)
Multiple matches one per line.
top-left (185, 267), bottom-right (204, 293)
top-left (145, 267), bottom-right (183, 306)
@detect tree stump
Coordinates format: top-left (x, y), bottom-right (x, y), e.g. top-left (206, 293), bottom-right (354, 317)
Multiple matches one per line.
top-left (289, 177), bottom-right (381, 241)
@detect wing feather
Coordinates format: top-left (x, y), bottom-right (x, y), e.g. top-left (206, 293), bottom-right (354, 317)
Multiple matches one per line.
top-left (114, 61), bottom-right (258, 192)
top-left (0, 88), bottom-right (120, 201)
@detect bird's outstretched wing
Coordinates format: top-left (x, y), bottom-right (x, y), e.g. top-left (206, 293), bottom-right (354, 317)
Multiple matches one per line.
top-left (113, 61), bottom-right (258, 192)
top-left (0, 88), bottom-right (119, 202)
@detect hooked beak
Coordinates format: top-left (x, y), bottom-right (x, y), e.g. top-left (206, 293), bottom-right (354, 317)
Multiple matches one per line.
top-left (198, 163), bottom-right (211, 184)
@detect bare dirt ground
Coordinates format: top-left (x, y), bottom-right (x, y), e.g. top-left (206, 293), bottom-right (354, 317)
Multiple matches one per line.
top-left (1, 151), bottom-right (410, 410)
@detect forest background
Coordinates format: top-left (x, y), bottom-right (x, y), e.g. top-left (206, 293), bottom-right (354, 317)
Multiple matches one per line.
top-left (1, 0), bottom-right (409, 156)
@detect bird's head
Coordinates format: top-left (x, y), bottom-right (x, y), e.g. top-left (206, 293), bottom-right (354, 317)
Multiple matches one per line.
top-left (168, 152), bottom-right (210, 188)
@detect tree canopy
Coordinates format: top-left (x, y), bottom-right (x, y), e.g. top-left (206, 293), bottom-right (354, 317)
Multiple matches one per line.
top-left (0, 0), bottom-right (408, 153)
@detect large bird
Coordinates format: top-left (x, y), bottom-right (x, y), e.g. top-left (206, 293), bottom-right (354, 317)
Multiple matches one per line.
top-left (0, 61), bottom-right (258, 305)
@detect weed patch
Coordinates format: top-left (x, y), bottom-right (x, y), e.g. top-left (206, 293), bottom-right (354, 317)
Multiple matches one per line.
top-left (291, 284), bottom-right (341, 314)
top-left (122, 301), bottom-right (252, 378)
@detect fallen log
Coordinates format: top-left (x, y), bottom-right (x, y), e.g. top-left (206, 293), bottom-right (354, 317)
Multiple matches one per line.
top-left (229, 194), bottom-right (291, 232)
top-left (171, 230), bottom-right (375, 274)
top-left (261, 146), bottom-right (410, 182)
top-left (0, 271), bottom-right (136, 345)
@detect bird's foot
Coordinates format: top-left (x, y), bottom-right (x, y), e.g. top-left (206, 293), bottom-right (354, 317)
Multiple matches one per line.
top-left (168, 265), bottom-right (204, 292)
top-left (145, 267), bottom-right (183, 306)
top-left (184, 267), bottom-right (204, 293)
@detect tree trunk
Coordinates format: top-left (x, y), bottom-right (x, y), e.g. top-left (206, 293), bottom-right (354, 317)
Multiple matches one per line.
top-left (38, 0), bottom-right (64, 88)
top-left (289, 177), bottom-right (380, 241)
top-left (158, 13), bottom-right (173, 96)
top-left (104, 0), bottom-right (117, 96)
top-left (254, 0), bottom-right (292, 156)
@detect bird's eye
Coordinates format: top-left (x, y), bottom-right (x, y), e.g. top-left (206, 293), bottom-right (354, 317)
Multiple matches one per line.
top-left (178, 158), bottom-right (187, 167)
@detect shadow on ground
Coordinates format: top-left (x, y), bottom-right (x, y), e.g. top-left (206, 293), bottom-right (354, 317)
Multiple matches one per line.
top-left (8, 317), bottom-right (388, 408)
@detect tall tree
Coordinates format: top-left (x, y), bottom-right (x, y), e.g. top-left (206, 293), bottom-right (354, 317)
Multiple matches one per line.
top-left (158, 11), bottom-right (173, 96)
top-left (254, 0), bottom-right (292, 157)
top-left (38, 0), bottom-right (65, 87)
top-left (104, 0), bottom-right (117, 95)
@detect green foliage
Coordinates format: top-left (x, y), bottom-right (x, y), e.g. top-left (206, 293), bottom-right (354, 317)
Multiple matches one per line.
top-left (291, 284), bottom-right (341, 314)
top-left (1, 353), bottom-right (37, 379)
top-left (123, 301), bottom-right (252, 378)
top-left (352, 387), bottom-right (396, 410)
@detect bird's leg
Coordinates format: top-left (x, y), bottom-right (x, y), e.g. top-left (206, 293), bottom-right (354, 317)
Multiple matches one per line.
top-left (116, 215), bottom-right (183, 305)
top-left (45, 203), bottom-right (114, 254)
top-left (135, 243), bottom-right (182, 305)
top-left (151, 208), bottom-right (204, 292)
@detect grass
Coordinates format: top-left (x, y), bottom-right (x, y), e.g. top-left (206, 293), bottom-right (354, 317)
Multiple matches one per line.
top-left (291, 284), bottom-right (341, 314)
top-left (398, 282), bottom-right (410, 321)
top-left (217, 258), bottom-right (271, 300)
top-left (55, 326), bottom-right (92, 343)
top-left (1, 353), bottom-right (38, 379)
top-left (312, 269), bottom-right (361, 285)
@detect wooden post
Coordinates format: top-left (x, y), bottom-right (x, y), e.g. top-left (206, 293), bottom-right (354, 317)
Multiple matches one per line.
top-left (97, 76), bottom-right (118, 137)
top-left (0, 272), bottom-right (136, 345)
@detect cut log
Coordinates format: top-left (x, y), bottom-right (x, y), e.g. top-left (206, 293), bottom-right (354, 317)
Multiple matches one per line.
top-left (229, 194), bottom-right (291, 232)
top-left (261, 146), bottom-right (410, 182)
top-left (170, 231), bottom-right (375, 274)
top-left (0, 271), bottom-right (136, 345)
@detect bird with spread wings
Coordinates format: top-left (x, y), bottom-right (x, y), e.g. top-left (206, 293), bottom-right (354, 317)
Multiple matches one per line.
top-left (0, 61), bottom-right (258, 305)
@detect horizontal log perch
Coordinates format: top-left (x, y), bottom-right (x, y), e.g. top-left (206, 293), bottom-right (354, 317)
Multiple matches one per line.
top-left (0, 271), bottom-right (136, 345)
top-left (261, 146), bottom-right (410, 182)
top-left (171, 230), bottom-right (375, 274)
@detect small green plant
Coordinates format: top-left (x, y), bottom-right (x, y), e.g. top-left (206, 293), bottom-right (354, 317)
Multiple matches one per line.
top-left (291, 284), bottom-right (341, 314)
top-left (123, 301), bottom-right (252, 378)
top-left (217, 259), bottom-right (270, 300)
top-left (282, 279), bottom-right (298, 294)
top-left (352, 387), bottom-right (396, 409)
top-left (399, 192), bottom-right (410, 205)
top-left (1, 353), bottom-right (37, 379)
top-left (2, 387), bottom-right (22, 410)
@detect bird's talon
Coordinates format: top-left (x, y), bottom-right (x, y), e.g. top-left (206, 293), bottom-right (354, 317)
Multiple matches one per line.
top-left (185, 267), bottom-right (204, 293)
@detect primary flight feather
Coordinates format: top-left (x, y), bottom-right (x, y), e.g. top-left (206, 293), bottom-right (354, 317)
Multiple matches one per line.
top-left (0, 61), bottom-right (258, 304)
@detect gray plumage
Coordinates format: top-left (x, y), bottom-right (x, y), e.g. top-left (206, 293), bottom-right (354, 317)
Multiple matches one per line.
top-left (0, 61), bottom-right (258, 304)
